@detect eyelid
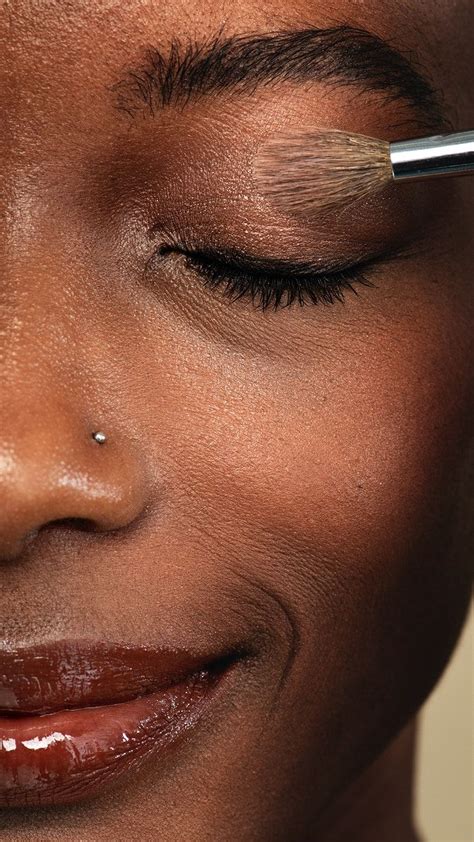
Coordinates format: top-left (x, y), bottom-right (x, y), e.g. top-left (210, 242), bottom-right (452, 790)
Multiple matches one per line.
top-left (151, 237), bottom-right (422, 313)
top-left (157, 241), bottom-right (413, 281)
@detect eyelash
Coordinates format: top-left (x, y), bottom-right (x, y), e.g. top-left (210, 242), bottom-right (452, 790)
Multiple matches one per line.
top-left (159, 246), bottom-right (376, 312)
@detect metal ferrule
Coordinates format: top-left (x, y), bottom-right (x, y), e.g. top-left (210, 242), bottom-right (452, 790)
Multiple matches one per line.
top-left (389, 130), bottom-right (474, 181)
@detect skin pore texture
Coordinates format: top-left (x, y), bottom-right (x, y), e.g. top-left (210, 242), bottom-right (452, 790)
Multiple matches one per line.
top-left (1, 0), bottom-right (473, 839)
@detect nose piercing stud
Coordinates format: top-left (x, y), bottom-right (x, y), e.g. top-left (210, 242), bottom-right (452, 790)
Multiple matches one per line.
top-left (92, 431), bottom-right (107, 444)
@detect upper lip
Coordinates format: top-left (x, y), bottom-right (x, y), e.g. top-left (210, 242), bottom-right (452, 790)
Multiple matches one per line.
top-left (0, 640), bottom-right (242, 715)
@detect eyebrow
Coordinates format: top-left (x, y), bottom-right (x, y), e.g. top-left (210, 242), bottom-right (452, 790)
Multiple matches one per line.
top-left (109, 25), bottom-right (451, 132)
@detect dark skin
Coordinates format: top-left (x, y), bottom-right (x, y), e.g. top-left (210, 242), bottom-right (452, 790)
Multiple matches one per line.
top-left (1, 0), bottom-right (473, 839)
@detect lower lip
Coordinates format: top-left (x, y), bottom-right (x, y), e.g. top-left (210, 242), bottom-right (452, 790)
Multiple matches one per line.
top-left (0, 667), bottom-right (227, 808)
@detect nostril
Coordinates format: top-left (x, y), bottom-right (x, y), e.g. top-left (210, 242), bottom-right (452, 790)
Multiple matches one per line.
top-left (1, 518), bottom-right (103, 563)
top-left (38, 517), bottom-right (104, 537)
top-left (0, 431), bottom-right (150, 562)
top-left (23, 527), bottom-right (40, 549)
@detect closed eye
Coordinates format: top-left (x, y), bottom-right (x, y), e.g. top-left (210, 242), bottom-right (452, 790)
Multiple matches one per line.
top-left (156, 243), bottom-right (381, 312)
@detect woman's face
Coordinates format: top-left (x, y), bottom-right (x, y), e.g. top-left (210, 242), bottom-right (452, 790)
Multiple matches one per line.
top-left (1, 1), bottom-right (473, 839)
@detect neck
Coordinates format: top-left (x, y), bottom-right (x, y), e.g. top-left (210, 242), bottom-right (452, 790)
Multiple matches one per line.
top-left (311, 718), bottom-right (422, 842)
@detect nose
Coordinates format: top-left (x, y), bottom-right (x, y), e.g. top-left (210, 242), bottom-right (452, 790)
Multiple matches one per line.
top-left (0, 405), bottom-right (149, 562)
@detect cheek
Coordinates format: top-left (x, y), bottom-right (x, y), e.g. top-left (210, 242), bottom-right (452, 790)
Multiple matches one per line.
top-left (181, 302), bottom-right (473, 795)
top-left (179, 292), bottom-right (473, 671)
top-left (195, 322), bottom-right (470, 573)
top-left (162, 295), bottom-right (472, 805)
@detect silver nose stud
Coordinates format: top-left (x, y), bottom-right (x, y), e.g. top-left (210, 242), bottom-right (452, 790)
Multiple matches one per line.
top-left (92, 431), bottom-right (107, 444)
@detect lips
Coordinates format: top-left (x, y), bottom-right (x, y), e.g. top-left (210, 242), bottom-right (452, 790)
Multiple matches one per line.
top-left (0, 641), bottom-right (241, 807)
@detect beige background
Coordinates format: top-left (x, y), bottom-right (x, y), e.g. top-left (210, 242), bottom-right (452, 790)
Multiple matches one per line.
top-left (415, 598), bottom-right (474, 842)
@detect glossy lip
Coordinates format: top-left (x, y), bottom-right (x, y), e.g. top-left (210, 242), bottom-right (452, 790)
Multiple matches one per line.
top-left (0, 641), bottom-right (243, 807)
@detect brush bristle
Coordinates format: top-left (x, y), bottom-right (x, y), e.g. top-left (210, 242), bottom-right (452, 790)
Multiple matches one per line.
top-left (254, 128), bottom-right (392, 216)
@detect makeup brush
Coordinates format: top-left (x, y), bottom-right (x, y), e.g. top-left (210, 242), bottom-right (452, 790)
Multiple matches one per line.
top-left (255, 128), bottom-right (474, 216)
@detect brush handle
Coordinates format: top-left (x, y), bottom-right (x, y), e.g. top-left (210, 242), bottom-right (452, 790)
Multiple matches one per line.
top-left (389, 130), bottom-right (474, 180)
